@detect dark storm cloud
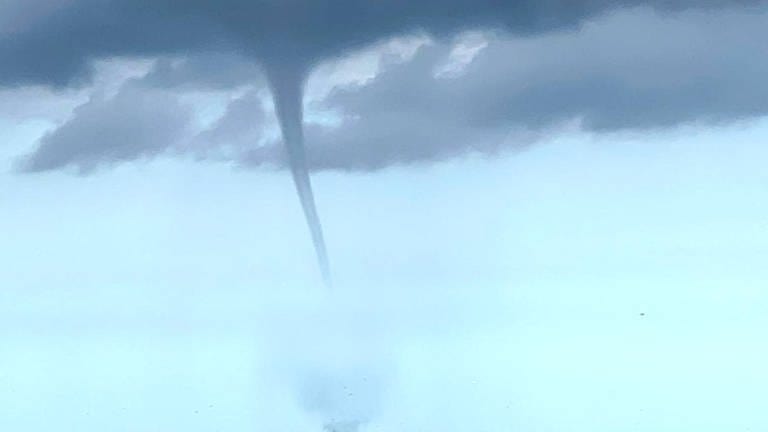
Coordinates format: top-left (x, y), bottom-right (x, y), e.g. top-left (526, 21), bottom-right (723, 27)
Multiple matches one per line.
top-left (234, 8), bottom-right (768, 171)
top-left (191, 89), bottom-right (269, 157)
top-left (142, 52), bottom-right (263, 90)
top-left (1, 0), bottom-right (764, 87)
top-left (17, 83), bottom-right (191, 173)
top-left (4, 1), bottom-right (768, 172)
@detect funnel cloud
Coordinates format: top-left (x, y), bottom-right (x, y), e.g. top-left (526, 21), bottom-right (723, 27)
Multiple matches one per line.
top-left (265, 61), bottom-right (332, 286)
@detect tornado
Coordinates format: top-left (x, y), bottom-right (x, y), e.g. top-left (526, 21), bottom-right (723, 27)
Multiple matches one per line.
top-left (264, 61), bottom-right (332, 288)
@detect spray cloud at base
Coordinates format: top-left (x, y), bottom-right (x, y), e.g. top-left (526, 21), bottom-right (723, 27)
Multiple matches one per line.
top-left (258, 284), bottom-right (400, 432)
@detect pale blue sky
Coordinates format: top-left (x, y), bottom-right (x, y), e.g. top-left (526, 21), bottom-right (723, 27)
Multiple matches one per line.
top-left (3, 115), bottom-right (767, 431)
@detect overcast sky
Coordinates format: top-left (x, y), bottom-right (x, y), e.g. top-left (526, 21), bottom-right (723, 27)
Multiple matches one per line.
top-left (2, 2), bottom-right (768, 431)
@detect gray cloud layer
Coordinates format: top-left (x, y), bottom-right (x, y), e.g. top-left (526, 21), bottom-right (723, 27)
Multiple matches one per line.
top-left (18, 83), bottom-right (191, 173)
top-left (1, 0), bottom-right (764, 87)
top-left (249, 8), bottom-right (768, 171)
top-left (3, 1), bottom-right (768, 173)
